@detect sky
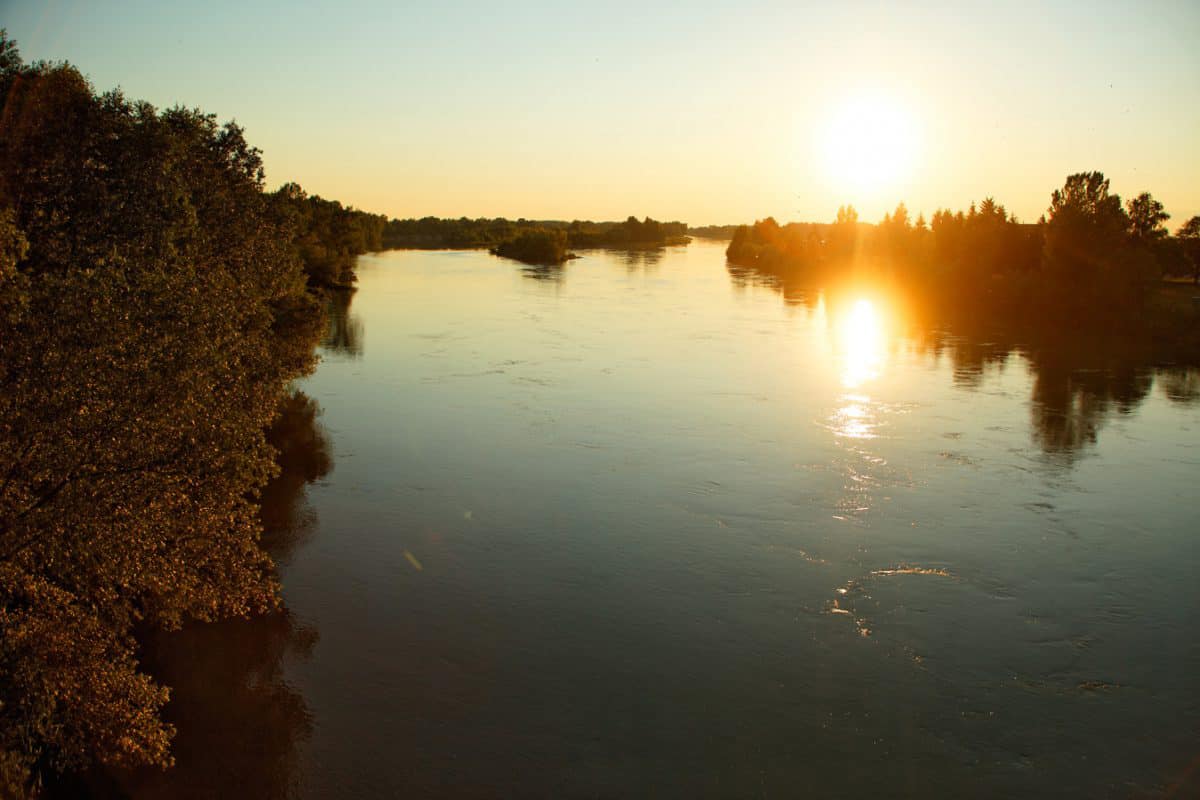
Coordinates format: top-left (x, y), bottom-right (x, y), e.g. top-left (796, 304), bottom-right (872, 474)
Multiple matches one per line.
top-left (4, 0), bottom-right (1199, 226)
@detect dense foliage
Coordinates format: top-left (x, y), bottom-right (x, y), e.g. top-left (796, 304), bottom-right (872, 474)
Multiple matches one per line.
top-left (270, 184), bottom-right (386, 288)
top-left (0, 34), bottom-right (326, 794)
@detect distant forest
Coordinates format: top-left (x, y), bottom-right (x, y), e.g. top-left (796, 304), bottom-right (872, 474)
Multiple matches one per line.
top-left (249, 203), bottom-right (693, 280)
top-left (383, 215), bottom-right (689, 252)
top-left (689, 224), bottom-right (741, 240)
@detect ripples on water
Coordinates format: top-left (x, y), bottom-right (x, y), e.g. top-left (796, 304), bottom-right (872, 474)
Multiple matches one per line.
top-left (128, 241), bottom-right (1199, 799)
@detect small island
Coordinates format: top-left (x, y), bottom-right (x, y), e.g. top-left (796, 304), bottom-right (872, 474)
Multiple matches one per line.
top-left (489, 227), bottom-right (574, 265)
top-left (485, 216), bottom-right (690, 266)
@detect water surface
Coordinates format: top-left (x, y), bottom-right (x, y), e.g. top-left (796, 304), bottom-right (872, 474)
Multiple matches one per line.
top-left (132, 241), bottom-right (1200, 798)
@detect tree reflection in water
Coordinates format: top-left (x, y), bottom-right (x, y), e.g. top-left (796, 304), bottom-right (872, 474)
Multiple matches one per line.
top-left (323, 289), bottom-right (364, 358)
top-left (1027, 354), bottom-right (1154, 459)
top-left (616, 246), bottom-right (665, 273)
top-left (120, 611), bottom-right (317, 800)
top-left (113, 391), bottom-right (332, 799)
top-left (726, 261), bottom-right (1200, 463)
top-left (1157, 366), bottom-right (1200, 404)
top-left (520, 263), bottom-right (566, 284)
top-left (260, 391), bottom-right (333, 564)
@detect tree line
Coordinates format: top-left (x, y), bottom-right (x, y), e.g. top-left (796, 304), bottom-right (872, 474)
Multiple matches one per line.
top-left (383, 214), bottom-right (689, 253)
top-left (688, 224), bottom-right (742, 240)
top-left (727, 175), bottom-right (1200, 330)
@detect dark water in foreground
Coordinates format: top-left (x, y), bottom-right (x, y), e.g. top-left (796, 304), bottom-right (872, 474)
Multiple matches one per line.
top-left (126, 241), bottom-right (1198, 798)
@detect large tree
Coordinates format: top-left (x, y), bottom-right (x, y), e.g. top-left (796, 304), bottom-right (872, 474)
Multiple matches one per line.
top-left (1041, 172), bottom-right (1141, 304)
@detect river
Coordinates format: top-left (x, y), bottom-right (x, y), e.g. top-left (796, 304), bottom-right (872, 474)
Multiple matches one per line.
top-left (122, 240), bottom-right (1199, 798)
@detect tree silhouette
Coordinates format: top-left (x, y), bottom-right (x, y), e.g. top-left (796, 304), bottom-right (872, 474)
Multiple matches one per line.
top-left (1042, 172), bottom-right (1140, 306)
top-left (1126, 192), bottom-right (1170, 242)
top-left (1175, 216), bottom-right (1200, 285)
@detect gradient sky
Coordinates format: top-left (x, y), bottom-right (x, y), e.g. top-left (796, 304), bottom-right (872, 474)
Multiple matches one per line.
top-left (5, 0), bottom-right (1199, 226)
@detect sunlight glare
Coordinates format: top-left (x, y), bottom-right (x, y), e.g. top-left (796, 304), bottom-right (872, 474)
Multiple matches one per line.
top-left (818, 92), bottom-right (919, 195)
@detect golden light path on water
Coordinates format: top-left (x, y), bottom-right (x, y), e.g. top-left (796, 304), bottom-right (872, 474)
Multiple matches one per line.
top-left (830, 296), bottom-right (888, 441)
top-left (825, 294), bottom-right (896, 630)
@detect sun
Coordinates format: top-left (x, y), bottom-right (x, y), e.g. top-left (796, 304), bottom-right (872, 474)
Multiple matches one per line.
top-left (818, 92), bottom-right (920, 195)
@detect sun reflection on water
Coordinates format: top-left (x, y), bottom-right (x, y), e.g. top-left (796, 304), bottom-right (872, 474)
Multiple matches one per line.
top-left (828, 296), bottom-right (891, 442)
top-left (824, 295), bottom-right (895, 523)
top-left (831, 394), bottom-right (876, 440)
top-left (838, 298), bottom-right (886, 390)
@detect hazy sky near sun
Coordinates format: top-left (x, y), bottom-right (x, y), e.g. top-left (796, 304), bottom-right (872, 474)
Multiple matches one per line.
top-left (5, 0), bottom-right (1200, 225)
